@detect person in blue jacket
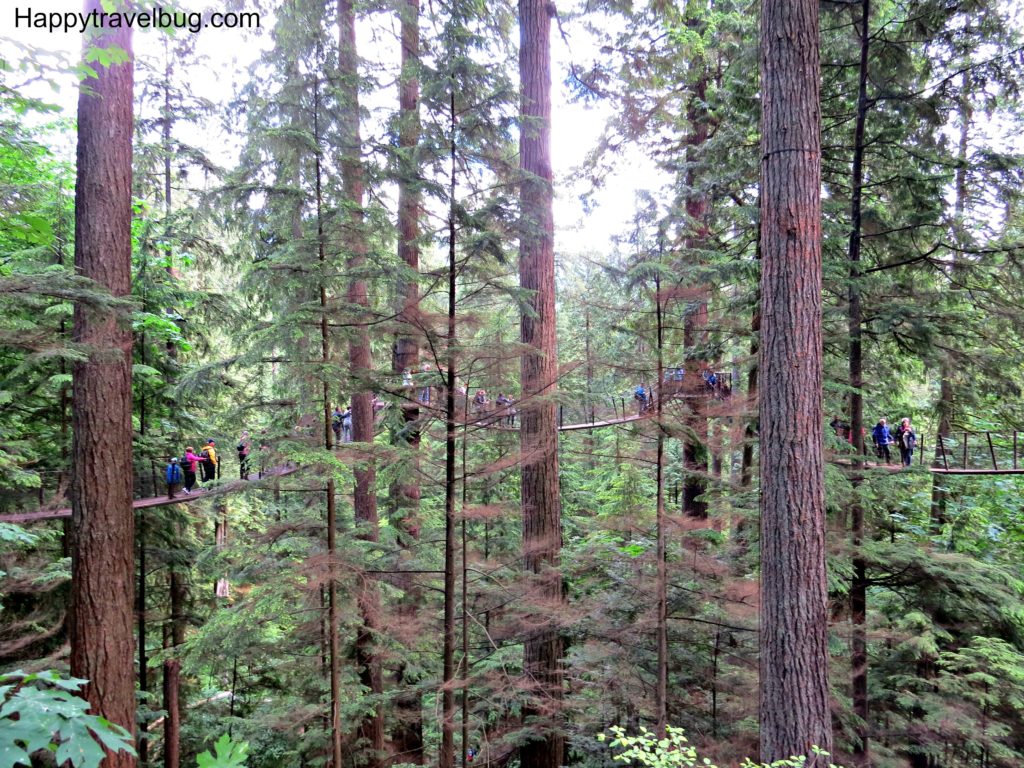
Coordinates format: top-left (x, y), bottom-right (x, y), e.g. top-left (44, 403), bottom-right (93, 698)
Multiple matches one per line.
top-left (871, 418), bottom-right (892, 463)
top-left (165, 457), bottom-right (183, 499)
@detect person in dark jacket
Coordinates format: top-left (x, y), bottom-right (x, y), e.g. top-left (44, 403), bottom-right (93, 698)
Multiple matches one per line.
top-left (237, 431), bottom-right (251, 479)
top-left (899, 417), bottom-right (916, 466)
top-left (165, 457), bottom-right (183, 499)
top-left (871, 418), bottom-right (892, 463)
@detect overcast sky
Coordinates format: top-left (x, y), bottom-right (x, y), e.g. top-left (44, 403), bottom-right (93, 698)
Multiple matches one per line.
top-left (4, 0), bottom-right (657, 255)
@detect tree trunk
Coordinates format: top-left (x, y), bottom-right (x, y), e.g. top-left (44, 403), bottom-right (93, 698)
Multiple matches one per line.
top-left (391, 2), bottom-right (425, 759)
top-left (441, 90), bottom-right (459, 768)
top-left (138, 516), bottom-right (149, 766)
top-left (338, 1), bottom-right (385, 762)
top-left (740, 302), bottom-right (759, 489)
top-left (847, 1), bottom-right (871, 764)
top-left (519, 1), bottom-right (564, 766)
top-left (654, 273), bottom-right (668, 737)
top-left (681, 0), bottom-right (711, 519)
top-left (931, 77), bottom-right (970, 531)
top-left (162, 658), bottom-right (180, 768)
top-left (758, 0), bottom-right (832, 763)
top-left (69, 5), bottom-right (137, 763)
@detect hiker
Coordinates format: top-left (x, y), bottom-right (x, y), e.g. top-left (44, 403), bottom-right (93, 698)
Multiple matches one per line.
top-left (331, 406), bottom-right (343, 445)
top-left (201, 439), bottom-right (218, 482)
top-left (182, 446), bottom-right (201, 494)
top-left (418, 362), bottom-right (432, 404)
top-left (341, 405), bottom-right (353, 443)
top-left (634, 383), bottom-right (648, 415)
top-left (237, 431), bottom-right (250, 479)
top-left (165, 457), bottom-right (182, 499)
top-left (473, 389), bottom-right (489, 414)
top-left (899, 417), bottom-right (916, 467)
top-left (830, 417), bottom-right (851, 442)
top-left (372, 395), bottom-right (386, 416)
top-left (871, 418), bottom-right (892, 464)
top-left (402, 368), bottom-right (413, 389)
top-left (496, 392), bottom-right (514, 426)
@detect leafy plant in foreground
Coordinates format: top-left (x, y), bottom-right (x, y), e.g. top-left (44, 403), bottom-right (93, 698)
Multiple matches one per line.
top-left (0, 669), bottom-right (135, 768)
top-left (599, 725), bottom-right (841, 768)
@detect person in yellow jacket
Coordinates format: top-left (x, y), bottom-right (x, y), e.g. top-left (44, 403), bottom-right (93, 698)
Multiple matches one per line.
top-left (200, 439), bottom-right (219, 482)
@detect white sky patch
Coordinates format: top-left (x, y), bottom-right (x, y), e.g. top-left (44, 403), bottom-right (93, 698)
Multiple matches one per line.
top-left (3, 0), bottom-right (653, 254)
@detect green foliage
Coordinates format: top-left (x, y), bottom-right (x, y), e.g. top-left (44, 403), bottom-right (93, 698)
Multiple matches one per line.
top-left (0, 670), bottom-right (135, 768)
top-left (599, 726), bottom-right (840, 768)
top-left (196, 734), bottom-right (250, 768)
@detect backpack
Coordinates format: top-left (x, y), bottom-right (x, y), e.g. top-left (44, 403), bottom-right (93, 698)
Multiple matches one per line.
top-left (201, 446), bottom-right (213, 465)
top-left (179, 456), bottom-right (192, 472)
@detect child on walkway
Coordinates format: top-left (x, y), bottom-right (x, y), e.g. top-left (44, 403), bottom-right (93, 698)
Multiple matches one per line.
top-left (165, 457), bottom-right (182, 499)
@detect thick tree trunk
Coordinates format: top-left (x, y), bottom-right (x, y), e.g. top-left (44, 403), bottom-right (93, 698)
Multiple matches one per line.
top-left (758, 0), bottom-right (832, 763)
top-left (162, 658), bottom-right (180, 768)
top-left (391, 3), bottom-right (425, 758)
top-left (338, 1), bottom-right (385, 762)
top-left (519, 1), bottom-right (564, 766)
top-left (69, 5), bottom-right (137, 764)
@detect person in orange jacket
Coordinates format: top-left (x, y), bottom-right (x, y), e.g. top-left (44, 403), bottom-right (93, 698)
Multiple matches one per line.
top-left (200, 439), bottom-right (219, 482)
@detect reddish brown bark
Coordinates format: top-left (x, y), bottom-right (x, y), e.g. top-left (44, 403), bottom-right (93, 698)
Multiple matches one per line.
top-left (69, 4), bottom-right (137, 764)
top-left (162, 658), bottom-right (180, 768)
top-left (519, 1), bottom-right (564, 766)
top-left (758, 0), bottom-right (832, 763)
top-left (391, 4), bottom-right (425, 756)
top-left (338, 0), bottom-right (384, 763)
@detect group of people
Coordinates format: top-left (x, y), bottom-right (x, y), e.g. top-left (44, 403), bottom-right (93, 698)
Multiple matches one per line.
top-left (164, 434), bottom-right (255, 499)
top-left (872, 417), bottom-right (917, 467)
top-left (164, 440), bottom-right (220, 499)
top-left (470, 390), bottom-right (516, 425)
top-left (636, 369), bottom-right (731, 414)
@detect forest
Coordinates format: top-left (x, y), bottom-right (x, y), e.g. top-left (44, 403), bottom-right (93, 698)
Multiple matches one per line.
top-left (1, 0), bottom-right (1024, 767)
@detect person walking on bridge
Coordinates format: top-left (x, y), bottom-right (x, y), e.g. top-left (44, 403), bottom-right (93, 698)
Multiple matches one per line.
top-left (899, 417), bottom-right (916, 467)
top-left (237, 431), bottom-right (251, 479)
top-left (182, 446), bottom-right (201, 494)
top-left (201, 439), bottom-right (218, 482)
top-left (872, 418), bottom-right (893, 464)
top-left (165, 457), bottom-right (182, 499)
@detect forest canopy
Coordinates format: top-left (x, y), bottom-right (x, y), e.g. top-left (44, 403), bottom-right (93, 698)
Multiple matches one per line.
top-left (2, 1), bottom-right (1024, 767)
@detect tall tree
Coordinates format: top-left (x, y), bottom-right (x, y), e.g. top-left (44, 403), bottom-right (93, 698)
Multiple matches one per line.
top-left (758, 0), bottom-right (832, 763)
top-left (69, 2), bottom-right (137, 764)
top-left (338, 0), bottom-right (385, 762)
top-left (391, 1), bottom-right (425, 758)
top-left (519, 0), bottom-right (564, 766)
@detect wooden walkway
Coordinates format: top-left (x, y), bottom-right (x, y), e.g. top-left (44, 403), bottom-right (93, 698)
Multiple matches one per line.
top-left (477, 413), bottom-right (646, 432)
top-left (836, 460), bottom-right (1024, 476)
top-left (0, 465), bottom-right (298, 524)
